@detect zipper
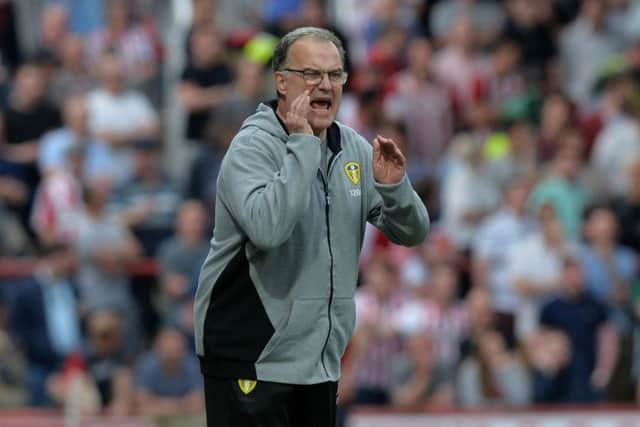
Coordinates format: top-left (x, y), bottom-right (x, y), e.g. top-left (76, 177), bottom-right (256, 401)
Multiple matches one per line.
top-left (319, 151), bottom-right (340, 377)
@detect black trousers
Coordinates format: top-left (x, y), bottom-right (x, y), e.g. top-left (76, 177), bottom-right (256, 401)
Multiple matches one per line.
top-left (204, 376), bottom-right (338, 427)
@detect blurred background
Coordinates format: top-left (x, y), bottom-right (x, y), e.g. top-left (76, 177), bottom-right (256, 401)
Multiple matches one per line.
top-left (0, 0), bottom-right (639, 426)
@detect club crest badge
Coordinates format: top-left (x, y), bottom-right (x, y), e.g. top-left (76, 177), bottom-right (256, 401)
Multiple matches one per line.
top-left (238, 379), bottom-right (257, 395)
top-left (344, 162), bottom-right (361, 185)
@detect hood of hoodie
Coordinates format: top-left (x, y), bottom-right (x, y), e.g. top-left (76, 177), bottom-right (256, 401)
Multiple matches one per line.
top-left (239, 100), bottom-right (289, 141)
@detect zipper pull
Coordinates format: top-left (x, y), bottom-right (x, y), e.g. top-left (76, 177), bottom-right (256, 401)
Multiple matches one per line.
top-left (326, 194), bottom-right (331, 206)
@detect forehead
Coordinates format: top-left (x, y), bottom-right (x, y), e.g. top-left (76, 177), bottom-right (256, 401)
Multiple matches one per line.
top-left (287, 37), bottom-right (342, 69)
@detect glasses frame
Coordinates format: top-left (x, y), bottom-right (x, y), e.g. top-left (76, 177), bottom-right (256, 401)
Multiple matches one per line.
top-left (280, 67), bottom-right (348, 86)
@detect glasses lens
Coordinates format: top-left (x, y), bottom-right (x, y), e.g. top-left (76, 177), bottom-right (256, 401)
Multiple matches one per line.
top-left (303, 70), bottom-right (322, 84)
top-left (329, 71), bottom-right (347, 84)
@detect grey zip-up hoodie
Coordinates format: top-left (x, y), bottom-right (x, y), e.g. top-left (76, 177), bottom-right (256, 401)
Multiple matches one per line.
top-left (194, 101), bottom-right (429, 384)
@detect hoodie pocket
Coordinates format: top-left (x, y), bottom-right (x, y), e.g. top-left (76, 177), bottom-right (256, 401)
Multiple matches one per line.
top-left (324, 297), bottom-right (356, 376)
top-left (257, 299), bottom-right (328, 365)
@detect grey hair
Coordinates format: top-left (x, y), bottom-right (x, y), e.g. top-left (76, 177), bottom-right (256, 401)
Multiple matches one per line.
top-left (272, 26), bottom-right (346, 72)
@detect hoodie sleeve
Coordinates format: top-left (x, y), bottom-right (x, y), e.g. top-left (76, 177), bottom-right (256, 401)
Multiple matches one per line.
top-left (364, 142), bottom-right (430, 246)
top-left (218, 129), bottom-right (321, 250)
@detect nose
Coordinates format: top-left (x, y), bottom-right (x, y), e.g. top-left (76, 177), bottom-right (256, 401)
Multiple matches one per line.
top-left (317, 71), bottom-right (332, 90)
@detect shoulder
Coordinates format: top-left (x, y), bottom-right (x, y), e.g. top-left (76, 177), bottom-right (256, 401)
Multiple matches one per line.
top-left (336, 122), bottom-right (370, 147)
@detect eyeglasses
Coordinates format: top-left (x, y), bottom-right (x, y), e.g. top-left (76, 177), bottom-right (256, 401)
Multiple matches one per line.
top-left (281, 68), bottom-right (348, 85)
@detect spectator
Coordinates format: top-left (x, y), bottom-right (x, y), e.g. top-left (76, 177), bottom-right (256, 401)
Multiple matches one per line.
top-left (109, 139), bottom-right (182, 256)
top-left (441, 133), bottom-right (501, 250)
top-left (39, 4), bottom-right (69, 57)
top-left (432, 15), bottom-right (489, 125)
top-left (185, 108), bottom-right (241, 214)
top-left (384, 36), bottom-right (453, 181)
top-left (30, 140), bottom-right (84, 245)
top-left (506, 203), bottom-right (579, 341)
top-left (178, 24), bottom-right (233, 142)
top-left (525, 328), bottom-right (572, 403)
top-left (46, 352), bottom-right (102, 416)
top-left (457, 328), bottom-right (531, 407)
top-left (82, 309), bottom-right (134, 415)
top-left (537, 257), bottom-right (619, 403)
top-left (591, 91), bottom-right (640, 198)
top-left (49, 35), bottom-right (96, 105)
top-left (578, 204), bottom-right (636, 333)
top-left (501, 0), bottom-right (556, 74)
top-left (611, 155), bottom-right (640, 252)
top-left (538, 92), bottom-right (576, 162)
top-left (482, 38), bottom-right (528, 122)
top-left (559, 0), bottom-right (618, 103)
top-left (156, 200), bottom-right (210, 321)
top-left (134, 327), bottom-right (204, 426)
top-left (395, 263), bottom-right (469, 376)
top-left (340, 256), bottom-right (405, 407)
top-left (220, 56), bottom-right (268, 119)
top-left (87, 52), bottom-right (159, 185)
top-left (74, 181), bottom-right (143, 355)
top-left (529, 132), bottom-right (589, 240)
top-left (342, 88), bottom-right (384, 143)
top-left (472, 177), bottom-right (536, 346)
top-left (429, 0), bottom-right (505, 47)
top-left (484, 119), bottom-right (538, 189)
top-left (7, 242), bottom-right (82, 406)
top-left (183, 0), bottom-right (217, 63)
top-left (367, 25), bottom-right (409, 80)
top-left (86, 0), bottom-right (161, 87)
top-left (389, 331), bottom-right (453, 410)
top-left (38, 94), bottom-right (116, 182)
top-left (1, 61), bottom-right (61, 192)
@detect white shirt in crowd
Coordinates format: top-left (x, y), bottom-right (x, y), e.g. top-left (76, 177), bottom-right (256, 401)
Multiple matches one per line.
top-left (472, 208), bottom-right (537, 315)
top-left (505, 234), bottom-right (579, 341)
top-left (87, 88), bottom-right (158, 137)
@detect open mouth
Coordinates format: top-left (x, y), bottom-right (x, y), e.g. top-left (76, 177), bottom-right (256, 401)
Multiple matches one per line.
top-left (310, 99), bottom-right (332, 110)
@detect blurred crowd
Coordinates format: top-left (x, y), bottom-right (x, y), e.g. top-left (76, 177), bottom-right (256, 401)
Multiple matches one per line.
top-left (0, 0), bottom-right (639, 424)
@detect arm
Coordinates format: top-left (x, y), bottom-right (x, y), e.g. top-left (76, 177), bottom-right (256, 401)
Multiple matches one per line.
top-left (391, 370), bottom-right (432, 408)
top-left (95, 122), bottom-right (160, 148)
top-left (591, 322), bottom-right (618, 389)
top-left (0, 140), bottom-right (40, 164)
top-left (136, 389), bottom-right (184, 416)
top-left (219, 93), bottom-right (321, 249)
top-left (366, 136), bottom-right (429, 246)
top-left (178, 81), bottom-right (231, 112)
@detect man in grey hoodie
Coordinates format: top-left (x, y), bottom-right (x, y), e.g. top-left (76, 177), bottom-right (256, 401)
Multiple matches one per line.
top-left (194, 26), bottom-right (429, 427)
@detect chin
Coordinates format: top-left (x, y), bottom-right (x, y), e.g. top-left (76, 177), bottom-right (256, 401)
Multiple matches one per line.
top-left (309, 115), bottom-right (335, 133)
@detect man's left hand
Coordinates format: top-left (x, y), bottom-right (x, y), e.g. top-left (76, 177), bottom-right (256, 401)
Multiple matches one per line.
top-left (372, 135), bottom-right (406, 184)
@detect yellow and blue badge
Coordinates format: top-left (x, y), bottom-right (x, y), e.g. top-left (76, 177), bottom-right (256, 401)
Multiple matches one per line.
top-left (238, 379), bottom-right (257, 395)
top-left (344, 162), bottom-right (361, 185)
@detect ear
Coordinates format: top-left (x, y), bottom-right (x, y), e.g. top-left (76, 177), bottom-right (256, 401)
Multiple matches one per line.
top-left (274, 72), bottom-right (287, 97)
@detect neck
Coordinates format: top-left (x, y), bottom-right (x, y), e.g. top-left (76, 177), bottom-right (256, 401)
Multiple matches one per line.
top-left (593, 240), bottom-right (614, 255)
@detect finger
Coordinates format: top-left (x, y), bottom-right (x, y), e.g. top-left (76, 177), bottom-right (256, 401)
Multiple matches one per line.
top-left (372, 137), bottom-right (381, 162)
top-left (292, 90), bottom-right (310, 117)
top-left (377, 137), bottom-right (400, 156)
top-left (379, 138), bottom-right (406, 165)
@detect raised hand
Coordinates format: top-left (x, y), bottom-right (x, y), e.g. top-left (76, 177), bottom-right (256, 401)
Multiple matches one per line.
top-left (285, 90), bottom-right (313, 135)
top-left (372, 135), bottom-right (406, 184)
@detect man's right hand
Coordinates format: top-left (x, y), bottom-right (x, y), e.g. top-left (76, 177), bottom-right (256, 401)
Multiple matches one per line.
top-left (285, 90), bottom-right (313, 135)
